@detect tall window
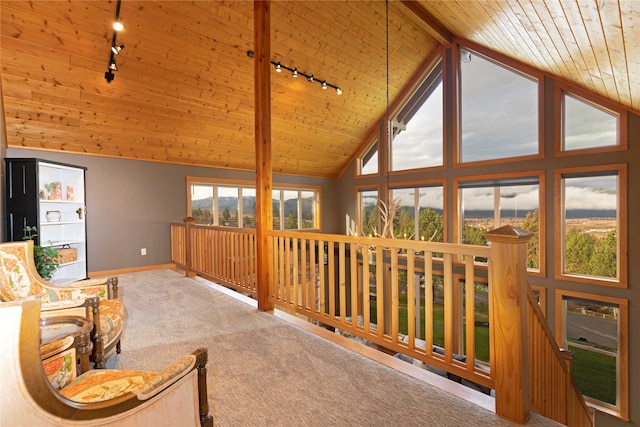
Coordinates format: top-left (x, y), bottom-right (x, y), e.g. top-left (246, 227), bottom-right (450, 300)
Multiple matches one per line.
top-left (358, 188), bottom-right (378, 237)
top-left (189, 180), bottom-right (319, 230)
top-left (457, 175), bottom-right (542, 271)
top-left (556, 165), bottom-right (626, 285)
top-left (389, 185), bottom-right (444, 242)
top-left (459, 48), bottom-right (539, 163)
top-left (391, 62), bottom-right (443, 171)
top-left (556, 290), bottom-right (628, 419)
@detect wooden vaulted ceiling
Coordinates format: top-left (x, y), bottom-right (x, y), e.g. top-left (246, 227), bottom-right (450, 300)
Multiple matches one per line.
top-left (1, 1), bottom-right (639, 178)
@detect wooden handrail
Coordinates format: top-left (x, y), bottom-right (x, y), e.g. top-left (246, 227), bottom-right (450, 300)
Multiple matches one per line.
top-left (171, 222), bottom-right (594, 425)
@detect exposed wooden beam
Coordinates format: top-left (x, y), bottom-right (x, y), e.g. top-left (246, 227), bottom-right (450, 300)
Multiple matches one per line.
top-left (254, 0), bottom-right (274, 311)
top-left (400, 1), bottom-right (453, 45)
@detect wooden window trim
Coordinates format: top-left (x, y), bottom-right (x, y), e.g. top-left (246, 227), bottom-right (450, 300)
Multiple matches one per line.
top-left (555, 289), bottom-right (629, 421)
top-left (355, 185), bottom-right (381, 237)
top-left (388, 179), bottom-right (447, 243)
top-left (554, 82), bottom-right (628, 157)
top-left (553, 164), bottom-right (627, 288)
top-left (453, 41), bottom-right (545, 167)
top-left (186, 177), bottom-right (322, 231)
top-left (454, 170), bottom-right (546, 277)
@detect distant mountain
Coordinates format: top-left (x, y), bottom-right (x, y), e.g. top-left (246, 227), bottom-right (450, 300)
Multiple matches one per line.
top-left (192, 196), bottom-right (314, 217)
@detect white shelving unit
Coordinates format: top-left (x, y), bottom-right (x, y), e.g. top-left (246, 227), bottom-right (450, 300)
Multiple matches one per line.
top-left (5, 158), bottom-right (88, 283)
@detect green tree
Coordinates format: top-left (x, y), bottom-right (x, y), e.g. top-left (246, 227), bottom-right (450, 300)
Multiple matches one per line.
top-left (394, 209), bottom-right (414, 239)
top-left (521, 208), bottom-right (539, 269)
top-left (418, 208), bottom-right (443, 242)
top-left (362, 208), bottom-right (377, 236)
top-left (462, 222), bottom-right (488, 246)
top-left (589, 230), bottom-right (617, 278)
top-left (285, 211), bottom-right (298, 229)
top-left (564, 228), bottom-right (596, 274)
top-left (222, 207), bottom-right (231, 222)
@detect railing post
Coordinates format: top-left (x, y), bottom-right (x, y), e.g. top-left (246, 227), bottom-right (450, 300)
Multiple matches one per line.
top-left (485, 225), bottom-right (532, 424)
top-left (184, 217), bottom-right (196, 278)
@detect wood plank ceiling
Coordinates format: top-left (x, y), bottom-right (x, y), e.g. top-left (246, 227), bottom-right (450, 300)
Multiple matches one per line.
top-left (1, 1), bottom-right (638, 178)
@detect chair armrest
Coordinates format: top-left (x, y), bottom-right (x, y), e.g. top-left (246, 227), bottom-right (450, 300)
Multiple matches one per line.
top-left (42, 299), bottom-right (86, 311)
top-left (69, 277), bottom-right (119, 299)
top-left (40, 336), bottom-right (74, 360)
top-left (133, 355), bottom-right (196, 400)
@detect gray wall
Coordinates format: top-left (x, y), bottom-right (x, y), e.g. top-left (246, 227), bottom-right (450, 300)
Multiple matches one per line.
top-left (4, 148), bottom-right (340, 273)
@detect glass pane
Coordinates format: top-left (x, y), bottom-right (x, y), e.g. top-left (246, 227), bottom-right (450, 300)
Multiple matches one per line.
top-left (392, 80), bottom-right (443, 171)
top-left (461, 182), bottom-right (539, 267)
top-left (218, 187), bottom-right (238, 227)
top-left (460, 279), bottom-right (490, 365)
top-left (272, 190), bottom-right (281, 230)
top-left (191, 185), bottom-right (214, 225)
top-left (241, 188), bottom-right (256, 229)
top-left (283, 190), bottom-right (298, 230)
top-left (301, 190), bottom-right (315, 229)
top-left (360, 141), bottom-right (378, 175)
top-left (418, 186), bottom-right (444, 243)
top-left (460, 51), bottom-right (538, 162)
top-left (390, 188), bottom-right (415, 239)
top-left (564, 296), bottom-right (618, 405)
top-left (563, 175), bottom-right (617, 278)
top-left (360, 190), bottom-right (378, 237)
top-left (564, 93), bottom-right (617, 151)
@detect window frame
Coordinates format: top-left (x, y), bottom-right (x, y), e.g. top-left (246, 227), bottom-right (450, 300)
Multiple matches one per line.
top-left (388, 179), bottom-right (447, 242)
top-left (454, 170), bottom-right (546, 276)
top-left (453, 43), bottom-right (545, 167)
top-left (555, 289), bottom-right (629, 420)
top-left (355, 185), bottom-right (380, 237)
top-left (554, 83), bottom-right (628, 157)
top-left (553, 164), bottom-right (627, 287)
top-left (388, 60), bottom-right (445, 174)
top-left (356, 137), bottom-right (380, 177)
top-left (186, 177), bottom-right (321, 231)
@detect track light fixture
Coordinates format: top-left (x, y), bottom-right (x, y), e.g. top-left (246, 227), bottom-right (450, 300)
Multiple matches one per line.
top-left (111, 44), bottom-right (124, 55)
top-left (246, 50), bottom-right (342, 95)
top-left (105, 0), bottom-right (124, 83)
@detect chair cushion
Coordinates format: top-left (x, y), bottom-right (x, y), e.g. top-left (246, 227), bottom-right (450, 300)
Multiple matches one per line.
top-left (60, 369), bottom-right (157, 402)
top-left (0, 250), bottom-right (37, 301)
top-left (97, 299), bottom-right (125, 348)
top-left (42, 347), bottom-right (77, 390)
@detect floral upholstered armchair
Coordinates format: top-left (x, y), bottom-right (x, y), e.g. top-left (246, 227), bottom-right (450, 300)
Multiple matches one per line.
top-left (0, 240), bottom-right (124, 368)
top-left (1, 298), bottom-right (212, 427)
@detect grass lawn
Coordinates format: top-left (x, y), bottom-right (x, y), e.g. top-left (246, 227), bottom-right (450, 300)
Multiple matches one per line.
top-left (370, 295), bottom-right (490, 363)
top-left (568, 343), bottom-right (616, 405)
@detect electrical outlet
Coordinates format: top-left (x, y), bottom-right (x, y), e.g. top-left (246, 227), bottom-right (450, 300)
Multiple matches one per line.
top-left (141, 248), bottom-right (147, 256)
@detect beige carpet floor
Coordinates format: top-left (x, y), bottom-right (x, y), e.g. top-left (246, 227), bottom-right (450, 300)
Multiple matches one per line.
top-left (105, 269), bottom-right (560, 427)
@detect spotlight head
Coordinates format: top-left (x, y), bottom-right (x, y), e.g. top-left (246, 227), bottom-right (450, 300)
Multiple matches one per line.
top-left (336, 87), bottom-right (342, 95)
top-left (321, 81), bottom-right (327, 89)
top-left (113, 20), bottom-right (124, 31)
top-left (108, 60), bottom-right (118, 71)
top-left (111, 44), bottom-right (124, 55)
top-left (308, 74), bottom-right (314, 83)
top-left (292, 68), bottom-right (298, 78)
top-left (275, 62), bottom-right (282, 72)
top-left (104, 70), bottom-right (115, 82)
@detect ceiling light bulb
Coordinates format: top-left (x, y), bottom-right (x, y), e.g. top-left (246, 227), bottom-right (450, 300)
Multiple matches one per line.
top-left (113, 20), bottom-right (124, 31)
top-left (111, 44), bottom-right (124, 55)
top-left (322, 81), bottom-right (327, 89)
top-left (336, 87), bottom-right (342, 95)
top-left (275, 63), bottom-right (282, 72)
top-left (292, 68), bottom-right (298, 78)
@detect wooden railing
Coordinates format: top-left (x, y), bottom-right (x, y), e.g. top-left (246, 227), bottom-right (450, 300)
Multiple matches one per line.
top-left (171, 222), bottom-right (257, 296)
top-left (171, 220), bottom-right (594, 426)
top-left (268, 230), bottom-right (494, 390)
top-left (528, 289), bottom-right (595, 426)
